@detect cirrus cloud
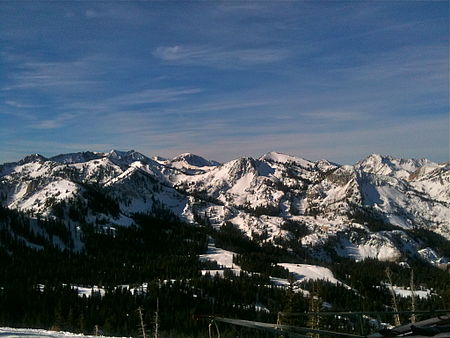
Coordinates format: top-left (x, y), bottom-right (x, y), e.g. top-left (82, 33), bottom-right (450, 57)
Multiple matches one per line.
top-left (153, 45), bottom-right (290, 67)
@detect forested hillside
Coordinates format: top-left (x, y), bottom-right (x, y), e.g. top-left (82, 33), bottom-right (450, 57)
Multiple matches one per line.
top-left (1, 205), bottom-right (449, 337)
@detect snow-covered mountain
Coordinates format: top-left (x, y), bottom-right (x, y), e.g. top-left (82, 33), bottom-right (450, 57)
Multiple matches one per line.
top-left (1, 150), bottom-right (449, 264)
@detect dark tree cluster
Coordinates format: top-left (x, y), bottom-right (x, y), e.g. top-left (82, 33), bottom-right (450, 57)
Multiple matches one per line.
top-left (0, 204), bottom-right (449, 337)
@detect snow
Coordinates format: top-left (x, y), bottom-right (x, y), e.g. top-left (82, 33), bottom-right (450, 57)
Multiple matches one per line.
top-left (393, 286), bottom-right (430, 299)
top-left (335, 235), bottom-right (401, 262)
top-left (199, 240), bottom-right (241, 272)
top-left (71, 157), bottom-right (123, 184)
top-left (278, 263), bottom-right (346, 286)
top-left (410, 164), bottom-right (450, 203)
top-left (418, 247), bottom-right (448, 266)
top-left (7, 179), bottom-right (78, 214)
top-left (269, 277), bottom-right (311, 295)
top-left (2, 150), bottom-right (449, 263)
top-left (198, 248), bottom-right (339, 294)
top-left (383, 284), bottom-right (431, 299)
top-left (36, 284), bottom-right (106, 298)
top-left (199, 240), bottom-right (242, 276)
top-left (170, 153), bottom-right (219, 168)
top-left (106, 149), bottom-right (149, 165)
top-left (50, 151), bottom-right (102, 164)
top-left (201, 269), bottom-right (234, 277)
top-left (0, 327), bottom-right (128, 338)
top-left (254, 303), bottom-right (270, 313)
top-left (116, 283), bottom-right (149, 295)
top-left (260, 151), bottom-right (314, 168)
top-left (72, 285), bottom-right (106, 297)
top-left (228, 173), bottom-right (255, 195)
top-left (356, 154), bottom-right (434, 180)
top-left (356, 243), bottom-right (399, 261)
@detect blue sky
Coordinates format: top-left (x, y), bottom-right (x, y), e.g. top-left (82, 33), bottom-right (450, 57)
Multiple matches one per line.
top-left (1, 1), bottom-right (448, 164)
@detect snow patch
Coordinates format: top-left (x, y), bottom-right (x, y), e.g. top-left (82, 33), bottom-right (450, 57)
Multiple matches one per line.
top-left (199, 240), bottom-right (241, 276)
top-left (278, 263), bottom-right (346, 287)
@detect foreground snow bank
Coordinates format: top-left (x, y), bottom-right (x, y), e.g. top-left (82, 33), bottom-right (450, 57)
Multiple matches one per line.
top-left (0, 327), bottom-right (129, 338)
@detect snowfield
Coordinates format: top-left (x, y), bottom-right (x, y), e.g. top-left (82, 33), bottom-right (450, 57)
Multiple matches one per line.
top-left (277, 263), bottom-right (345, 286)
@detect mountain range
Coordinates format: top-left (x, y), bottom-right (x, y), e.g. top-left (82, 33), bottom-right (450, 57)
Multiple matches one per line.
top-left (1, 150), bottom-right (449, 265)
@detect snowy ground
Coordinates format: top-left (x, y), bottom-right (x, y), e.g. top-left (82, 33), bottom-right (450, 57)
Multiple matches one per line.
top-left (198, 241), bottom-right (350, 293)
top-left (384, 284), bottom-right (431, 299)
top-left (278, 263), bottom-right (343, 285)
top-left (73, 285), bottom-right (106, 297)
top-left (199, 240), bottom-right (242, 276)
top-left (270, 263), bottom-right (351, 293)
top-left (0, 327), bottom-right (128, 337)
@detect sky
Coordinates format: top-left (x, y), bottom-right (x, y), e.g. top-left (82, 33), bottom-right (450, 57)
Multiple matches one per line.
top-left (0, 1), bottom-right (448, 165)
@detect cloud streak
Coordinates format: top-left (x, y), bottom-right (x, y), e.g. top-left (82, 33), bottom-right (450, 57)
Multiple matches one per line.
top-left (30, 113), bottom-right (78, 130)
top-left (153, 45), bottom-right (290, 67)
top-left (3, 57), bottom-right (104, 91)
top-left (300, 111), bottom-right (370, 122)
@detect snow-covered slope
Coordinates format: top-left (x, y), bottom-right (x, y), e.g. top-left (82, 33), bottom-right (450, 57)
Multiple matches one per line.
top-left (154, 153), bottom-right (220, 174)
top-left (1, 150), bottom-right (449, 263)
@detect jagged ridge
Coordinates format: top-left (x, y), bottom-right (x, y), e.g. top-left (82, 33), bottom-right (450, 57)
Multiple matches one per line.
top-left (0, 150), bottom-right (449, 265)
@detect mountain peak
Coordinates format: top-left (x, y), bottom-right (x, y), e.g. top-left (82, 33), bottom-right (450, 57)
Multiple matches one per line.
top-left (360, 153), bottom-right (432, 166)
top-left (19, 153), bottom-right (47, 164)
top-left (107, 149), bottom-right (132, 158)
top-left (171, 153), bottom-right (219, 167)
top-left (356, 153), bottom-right (436, 180)
top-left (259, 151), bottom-right (314, 168)
top-left (107, 149), bottom-right (148, 161)
top-left (50, 151), bottom-right (102, 164)
top-left (0, 149), bottom-right (448, 266)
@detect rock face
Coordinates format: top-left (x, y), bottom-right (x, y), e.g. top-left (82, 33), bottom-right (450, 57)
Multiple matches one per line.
top-left (1, 150), bottom-right (449, 263)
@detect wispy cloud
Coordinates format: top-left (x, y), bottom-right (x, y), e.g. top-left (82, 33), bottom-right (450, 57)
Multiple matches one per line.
top-left (107, 88), bottom-right (203, 106)
top-left (1, 1), bottom-right (447, 164)
top-left (300, 111), bottom-right (370, 122)
top-left (343, 45), bottom-right (448, 84)
top-left (153, 45), bottom-right (290, 67)
top-left (3, 57), bottom-right (103, 91)
top-left (84, 4), bottom-right (151, 23)
top-left (4, 100), bottom-right (42, 109)
top-left (61, 87), bottom-right (204, 115)
top-left (31, 113), bottom-right (78, 129)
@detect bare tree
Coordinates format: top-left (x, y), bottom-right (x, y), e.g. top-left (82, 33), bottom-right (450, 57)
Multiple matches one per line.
top-left (154, 298), bottom-right (159, 338)
top-left (137, 306), bottom-right (147, 338)
top-left (385, 268), bottom-right (401, 326)
top-left (410, 269), bottom-right (417, 323)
